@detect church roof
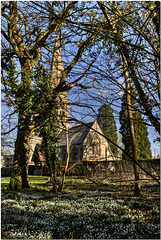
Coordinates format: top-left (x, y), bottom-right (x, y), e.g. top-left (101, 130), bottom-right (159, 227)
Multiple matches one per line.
top-left (60, 122), bottom-right (94, 146)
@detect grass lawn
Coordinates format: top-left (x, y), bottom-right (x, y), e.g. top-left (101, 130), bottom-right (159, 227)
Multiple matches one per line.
top-left (1, 176), bottom-right (87, 191)
top-left (1, 176), bottom-right (49, 189)
top-left (1, 176), bottom-right (160, 239)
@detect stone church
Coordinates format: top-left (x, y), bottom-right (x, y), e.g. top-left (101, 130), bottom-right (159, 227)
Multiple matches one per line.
top-left (59, 120), bottom-right (115, 162)
top-left (28, 33), bottom-right (115, 172)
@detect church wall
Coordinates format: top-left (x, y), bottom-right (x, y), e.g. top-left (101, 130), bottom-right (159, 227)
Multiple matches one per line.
top-left (59, 121), bottom-right (115, 162)
top-left (70, 145), bottom-right (82, 161)
top-left (59, 144), bottom-right (82, 162)
top-left (28, 136), bottom-right (42, 165)
top-left (1, 154), bottom-right (14, 168)
top-left (82, 121), bottom-right (115, 161)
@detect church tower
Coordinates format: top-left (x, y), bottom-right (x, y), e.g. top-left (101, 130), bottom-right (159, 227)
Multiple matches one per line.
top-left (51, 32), bottom-right (70, 130)
top-left (28, 33), bottom-right (69, 166)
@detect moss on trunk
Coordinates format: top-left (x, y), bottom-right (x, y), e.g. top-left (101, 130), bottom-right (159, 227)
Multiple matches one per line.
top-left (8, 114), bottom-right (31, 191)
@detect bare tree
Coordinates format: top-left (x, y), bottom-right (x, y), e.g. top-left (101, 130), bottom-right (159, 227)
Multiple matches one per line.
top-left (1, 1), bottom-right (100, 191)
top-left (1, 1), bottom-right (78, 190)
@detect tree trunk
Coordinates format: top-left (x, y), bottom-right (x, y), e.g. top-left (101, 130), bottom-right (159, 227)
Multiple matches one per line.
top-left (49, 158), bottom-right (58, 194)
top-left (127, 106), bottom-right (141, 196)
top-left (59, 126), bottom-right (70, 192)
top-left (123, 58), bottom-right (141, 196)
top-left (8, 59), bottom-right (34, 191)
top-left (8, 115), bottom-right (31, 191)
top-left (98, 1), bottom-right (160, 134)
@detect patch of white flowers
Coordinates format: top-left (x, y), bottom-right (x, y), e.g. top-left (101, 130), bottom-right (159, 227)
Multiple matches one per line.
top-left (1, 191), bottom-right (160, 239)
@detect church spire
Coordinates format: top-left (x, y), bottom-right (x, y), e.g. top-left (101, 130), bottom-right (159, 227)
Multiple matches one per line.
top-left (50, 31), bottom-right (70, 130)
top-left (51, 32), bottom-right (64, 89)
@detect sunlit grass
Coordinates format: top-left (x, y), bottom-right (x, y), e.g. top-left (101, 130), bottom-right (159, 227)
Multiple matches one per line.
top-left (1, 177), bottom-right (10, 189)
top-left (1, 176), bottom-right (48, 190)
top-left (1, 176), bottom-right (90, 191)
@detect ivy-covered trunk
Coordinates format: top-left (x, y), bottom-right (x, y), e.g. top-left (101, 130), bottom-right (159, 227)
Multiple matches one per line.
top-left (48, 154), bottom-right (58, 194)
top-left (8, 59), bottom-right (34, 191)
top-left (8, 115), bottom-right (31, 191)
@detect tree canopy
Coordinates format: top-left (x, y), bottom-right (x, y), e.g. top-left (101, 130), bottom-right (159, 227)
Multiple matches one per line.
top-left (97, 103), bottom-right (118, 158)
top-left (120, 90), bottom-right (152, 160)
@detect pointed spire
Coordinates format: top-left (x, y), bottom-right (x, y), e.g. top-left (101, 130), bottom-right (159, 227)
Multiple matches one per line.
top-left (51, 32), bottom-right (64, 89)
top-left (50, 31), bottom-right (70, 130)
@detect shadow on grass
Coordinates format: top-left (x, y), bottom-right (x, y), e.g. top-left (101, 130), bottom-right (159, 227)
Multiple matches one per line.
top-left (1, 190), bottom-right (160, 239)
top-left (1, 176), bottom-right (160, 202)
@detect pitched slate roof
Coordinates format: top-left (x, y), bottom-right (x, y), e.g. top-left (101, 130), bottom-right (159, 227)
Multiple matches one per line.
top-left (60, 122), bottom-right (94, 146)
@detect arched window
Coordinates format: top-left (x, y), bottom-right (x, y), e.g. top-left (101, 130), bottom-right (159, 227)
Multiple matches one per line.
top-left (92, 135), bottom-right (100, 155)
top-left (62, 147), bottom-right (66, 161)
top-left (72, 146), bottom-right (78, 161)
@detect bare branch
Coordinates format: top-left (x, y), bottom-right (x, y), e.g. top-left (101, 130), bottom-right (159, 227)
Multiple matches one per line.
top-left (1, 125), bottom-right (18, 135)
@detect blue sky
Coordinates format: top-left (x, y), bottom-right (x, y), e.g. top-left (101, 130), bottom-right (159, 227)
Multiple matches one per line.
top-left (68, 88), bottom-right (160, 158)
top-left (2, 95), bottom-right (160, 158)
top-left (1, 0), bottom-right (160, 158)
